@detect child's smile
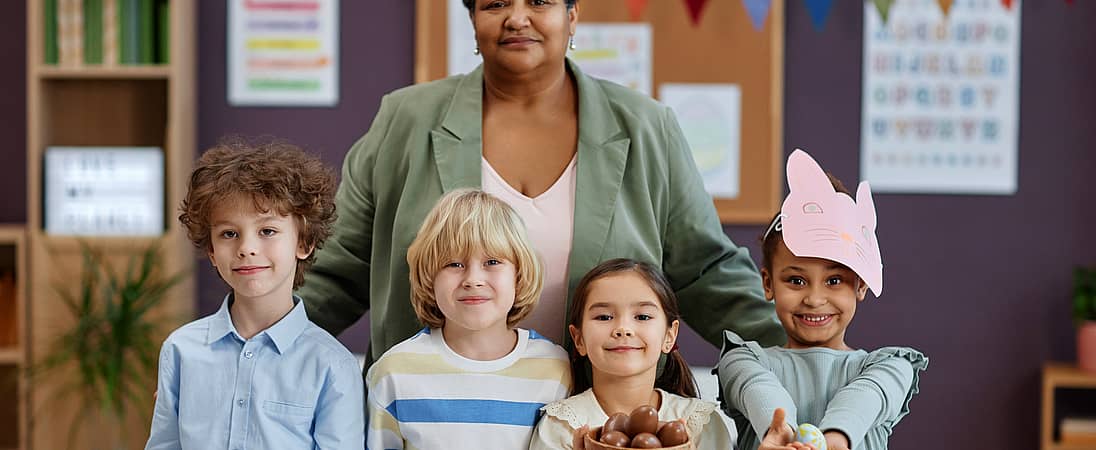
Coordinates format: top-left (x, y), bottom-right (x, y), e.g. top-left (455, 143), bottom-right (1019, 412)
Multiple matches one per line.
top-left (433, 250), bottom-right (517, 336)
top-left (762, 240), bottom-right (868, 351)
top-left (208, 194), bottom-right (311, 305)
top-left (571, 272), bottom-right (679, 380)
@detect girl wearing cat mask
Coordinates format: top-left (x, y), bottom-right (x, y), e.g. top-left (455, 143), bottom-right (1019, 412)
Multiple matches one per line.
top-left (716, 149), bottom-right (928, 450)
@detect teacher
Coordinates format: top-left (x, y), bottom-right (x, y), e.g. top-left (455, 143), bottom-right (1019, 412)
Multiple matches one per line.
top-left (299, 0), bottom-right (784, 363)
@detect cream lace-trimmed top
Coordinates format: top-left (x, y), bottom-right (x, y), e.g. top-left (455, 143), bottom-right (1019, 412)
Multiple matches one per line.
top-left (529, 388), bottom-right (737, 450)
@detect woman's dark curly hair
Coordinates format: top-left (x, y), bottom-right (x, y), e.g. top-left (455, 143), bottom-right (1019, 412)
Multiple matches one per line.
top-left (179, 136), bottom-right (337, 289)
top-left (462, 0), bottom-right (577, 12)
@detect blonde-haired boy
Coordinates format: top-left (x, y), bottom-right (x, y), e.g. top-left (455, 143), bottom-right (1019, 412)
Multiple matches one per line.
top-left (366, 189), bottom-right (570, 450)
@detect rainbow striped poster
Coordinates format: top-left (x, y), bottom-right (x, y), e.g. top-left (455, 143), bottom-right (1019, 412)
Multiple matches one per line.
top-left (228, 0), bottom-right (338, 106)
top-left (860, 0), bottom-right (1021, 194)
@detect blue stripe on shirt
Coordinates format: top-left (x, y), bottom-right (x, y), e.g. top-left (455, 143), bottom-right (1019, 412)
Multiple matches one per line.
top-left (385, 399), bottom-right (545, 426)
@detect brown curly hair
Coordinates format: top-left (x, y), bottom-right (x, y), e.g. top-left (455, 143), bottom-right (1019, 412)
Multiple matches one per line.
top-left (178, 136), bottom-right (337, 288)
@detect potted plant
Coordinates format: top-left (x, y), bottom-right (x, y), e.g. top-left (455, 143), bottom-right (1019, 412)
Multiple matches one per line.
top-left (31, 241), bottom-right (186, 449)
top-left (1074, 266), bottom-right (1096, 372)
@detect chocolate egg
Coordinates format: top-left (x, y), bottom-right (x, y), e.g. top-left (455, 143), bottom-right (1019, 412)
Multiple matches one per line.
top-left (600, 430), bottom-right (631, 447)
top-left (603, 412), bottom-right (630, 436)
top-left (627, 405), bottom-right (659, 436)
top-left (657, 420), bottom-right (689, 446)
top-left (630, 432), bottom-right (663, 448)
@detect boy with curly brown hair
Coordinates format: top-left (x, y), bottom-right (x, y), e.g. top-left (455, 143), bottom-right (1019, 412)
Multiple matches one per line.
top-left (145, 137), bottom-right (364, 450)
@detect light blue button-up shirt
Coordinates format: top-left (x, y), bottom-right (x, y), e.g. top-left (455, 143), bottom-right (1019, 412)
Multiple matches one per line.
top-left (145, 295), bottom-right (364, 450)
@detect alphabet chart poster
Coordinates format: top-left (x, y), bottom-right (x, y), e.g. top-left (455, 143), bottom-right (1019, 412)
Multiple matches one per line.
top-left (860, 0), bottom-right (1021, 194)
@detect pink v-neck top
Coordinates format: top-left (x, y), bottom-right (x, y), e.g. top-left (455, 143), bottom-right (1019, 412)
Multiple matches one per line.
top-left (481, 156), bottom-right (577, 345)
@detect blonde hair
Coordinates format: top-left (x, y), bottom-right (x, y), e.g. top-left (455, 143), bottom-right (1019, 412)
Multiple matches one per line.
top-left (406, 189), bottom-right (544, 329)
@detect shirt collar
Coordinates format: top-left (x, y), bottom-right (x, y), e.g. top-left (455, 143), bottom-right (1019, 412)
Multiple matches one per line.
top-left (206, 293), bottom-right (310, 354)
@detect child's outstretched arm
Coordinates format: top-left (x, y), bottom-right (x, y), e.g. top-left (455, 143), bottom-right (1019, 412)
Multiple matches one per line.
top-left (817, 349), bottom-right (927, 450)
top-left (145, 343), bottom-right (181, 450)
top-left (313, 356), bottom-right (366, 450)
top-left (718, 333), bottom-right (799, 445)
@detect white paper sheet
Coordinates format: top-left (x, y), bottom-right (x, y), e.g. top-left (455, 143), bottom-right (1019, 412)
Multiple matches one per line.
top-left (228, 0), bottom-right (339, 106)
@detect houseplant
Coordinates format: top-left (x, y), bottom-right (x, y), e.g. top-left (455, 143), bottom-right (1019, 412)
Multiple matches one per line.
top-left (1074, 266), bottom-right (1096, 372)
top-left (32, 241), bottom-right (186, 448)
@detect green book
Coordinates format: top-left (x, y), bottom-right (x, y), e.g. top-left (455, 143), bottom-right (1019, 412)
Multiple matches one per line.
top-left (117, 0), bottom-right (129, 63)
top-left (138, 0), bottom-right (153, 64)
top-left (84, 0), bottom-right (103, 64)
top-left (156, 0), bottom-right (168, 64)
top-left (44, 0), bottom-right (58, 64)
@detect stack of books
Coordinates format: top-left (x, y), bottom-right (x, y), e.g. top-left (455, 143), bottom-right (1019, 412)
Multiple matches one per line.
top-left (45, 0), bottom-right (170, 66)
top-left (1061, 417), bottom-right (1096, 446)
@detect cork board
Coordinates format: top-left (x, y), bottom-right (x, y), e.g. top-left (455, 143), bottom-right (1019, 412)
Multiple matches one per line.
top-left (415, 1), bottom-right (783, 224)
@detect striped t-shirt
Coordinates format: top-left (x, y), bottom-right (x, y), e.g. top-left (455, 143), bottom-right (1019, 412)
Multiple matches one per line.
top-left (366, 327), bottom-right (571, 450)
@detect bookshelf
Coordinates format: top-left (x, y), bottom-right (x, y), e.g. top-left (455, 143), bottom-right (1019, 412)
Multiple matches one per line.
top-left (1041, 363), bottom-right (1096, 450)
top-left (0, 227), bottom-right (26, 450)
top-left (24, 1), bottom-right (195, 449)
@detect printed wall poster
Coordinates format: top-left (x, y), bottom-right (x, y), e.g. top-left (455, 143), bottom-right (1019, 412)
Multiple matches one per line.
top-left (229, 0), bottom-right (339, 106)
top-left (660, 83), bottom-right (742, 199)
top-left (861, 0), bottom-right (1021, 194)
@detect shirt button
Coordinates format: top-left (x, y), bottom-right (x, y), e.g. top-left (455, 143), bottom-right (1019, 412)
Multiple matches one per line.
top-left (237, 399), bottom-right (245, 407)
top-left (244, 351), bottom-right (254, 359)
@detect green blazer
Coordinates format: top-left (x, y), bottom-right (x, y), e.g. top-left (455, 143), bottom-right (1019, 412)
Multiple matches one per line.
top-left (299, 60), bottom-right (784, 361)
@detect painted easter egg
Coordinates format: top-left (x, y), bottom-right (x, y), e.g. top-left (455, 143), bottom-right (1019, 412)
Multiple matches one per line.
top-left (796, 423), bottom-right (827, 450)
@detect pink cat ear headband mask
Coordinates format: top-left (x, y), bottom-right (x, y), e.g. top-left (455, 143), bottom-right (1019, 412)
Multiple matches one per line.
top-left (763, 149), bottom-right (884, 297)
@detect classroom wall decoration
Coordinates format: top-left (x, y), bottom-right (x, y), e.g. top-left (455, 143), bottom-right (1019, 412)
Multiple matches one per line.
top-left (860, 0), bottom-right (1022, 194)
top-left (228, 0), bottom-right (339, 106)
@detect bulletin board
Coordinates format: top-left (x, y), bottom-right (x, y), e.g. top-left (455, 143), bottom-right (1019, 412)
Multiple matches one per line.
top-left (414, 1), bottom-right (784, 224)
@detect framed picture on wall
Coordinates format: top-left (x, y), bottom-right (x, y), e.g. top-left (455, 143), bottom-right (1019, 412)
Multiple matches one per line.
top-left (43, 147), bottom-right (165, 236)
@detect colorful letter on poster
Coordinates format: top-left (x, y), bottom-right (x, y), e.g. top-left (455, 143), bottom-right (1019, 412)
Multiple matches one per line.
top-left (229, 0), bottom-right (339, 106)
top-left (860, 0), bottom-right (1020, 194)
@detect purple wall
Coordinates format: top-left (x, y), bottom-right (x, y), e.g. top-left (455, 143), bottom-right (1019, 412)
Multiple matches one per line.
top-left (1, 1), bottom-right (1094, 448)
top-left (0, 2), bottom-right (26, 223)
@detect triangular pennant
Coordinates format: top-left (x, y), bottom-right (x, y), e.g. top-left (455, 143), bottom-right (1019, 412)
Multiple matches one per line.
top-left (1001, 0), bottom-right (1014, 9)
top-left (625, 0), bottom-right (649, 21)
top-left (872, 0), bottom-right (895, 24)
top-left (741, 0), bottom-right (773, 31)
top-left (683, 0), bottom-right (712, 27)
top-left (937, 0), bottom-right (954, 17)
top-left (803, 0), bottom-right (834, 30)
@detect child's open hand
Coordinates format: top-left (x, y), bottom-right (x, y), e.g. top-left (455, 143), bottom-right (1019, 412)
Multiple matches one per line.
top-left (759, 408), bottom-right (817, 450)
top-left (823, 431), bottom-right (850, 450)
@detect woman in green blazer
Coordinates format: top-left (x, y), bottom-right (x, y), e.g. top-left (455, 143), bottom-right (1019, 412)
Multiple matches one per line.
top-left (298, 0), bottom-right (784, 364)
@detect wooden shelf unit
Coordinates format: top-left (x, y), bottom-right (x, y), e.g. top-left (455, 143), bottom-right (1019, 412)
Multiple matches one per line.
top-left (24, 1), bottom-right (196, 449)
top-left (1042, 363), bottom-right (1096, 450)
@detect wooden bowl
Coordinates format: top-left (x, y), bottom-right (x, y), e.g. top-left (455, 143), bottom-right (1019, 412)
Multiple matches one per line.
top-left (583, 426), bottom-right (692, 450)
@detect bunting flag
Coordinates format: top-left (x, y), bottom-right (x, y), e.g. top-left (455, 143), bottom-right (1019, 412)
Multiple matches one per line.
top-left (1001, 0), bottom-right (1014, 9)
top-left (937, 0), bottom-right (954, 17)
top-left (803, 0), bottom-right (834, 30)
top-left (742, 0), bottom-right (773, 30)
top-left (683, 0), bottom-right (712, 26)
top-left (625, 0), bottom-right (649, 21)
top-left (872, 0), bottom-right (895, 23)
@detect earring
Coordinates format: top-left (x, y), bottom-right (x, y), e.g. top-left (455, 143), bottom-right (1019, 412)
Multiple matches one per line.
top-left (569, 36), bottom-right (576, 50)
top-left (473, 45), bottom-right (480, 55)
